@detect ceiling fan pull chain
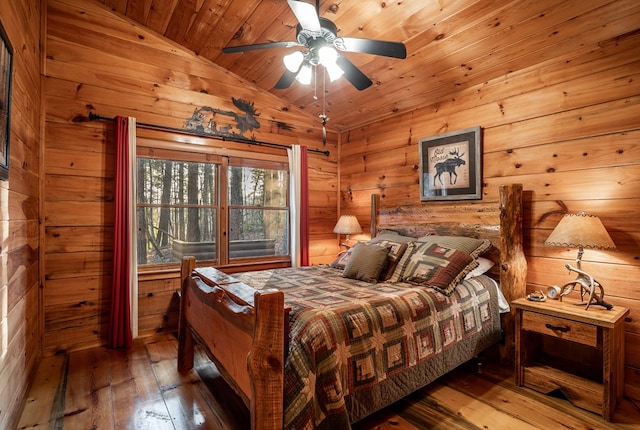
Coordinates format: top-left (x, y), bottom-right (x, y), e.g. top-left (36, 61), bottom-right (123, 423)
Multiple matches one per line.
top-left (319, 69), bottom-right (328, 146)
top-left (313, 66), bottom-right (318, 100)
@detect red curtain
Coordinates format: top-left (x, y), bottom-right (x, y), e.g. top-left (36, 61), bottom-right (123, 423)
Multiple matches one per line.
top-left (109, 116), bottom-right (132, 349)
top-left (299, 146), bottom-right (309, 266)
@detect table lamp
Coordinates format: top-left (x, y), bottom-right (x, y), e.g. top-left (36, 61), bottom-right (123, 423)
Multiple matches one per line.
top-left (545, 212), bottom-right (616, 310)
top-left (333, 215), bottom-right (362, 249)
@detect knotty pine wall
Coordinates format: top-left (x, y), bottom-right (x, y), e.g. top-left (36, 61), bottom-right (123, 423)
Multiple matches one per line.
top-left (42, 0), bottom-right (338, 354)
top-left (338, 23), bottom-right (640, 399)
top-left (0, 1), bottom-right (42, 429)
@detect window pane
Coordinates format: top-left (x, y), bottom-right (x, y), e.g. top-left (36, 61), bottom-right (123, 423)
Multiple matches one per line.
top-left (137, 158), bottom-right (217, 265)
top-left (229, 208), bottom-right (289, 258)
top-left (227, 165), bottom-right (289, 259)
top-left (138, 207), bottom-right (216, 264)
top-left (228, 166), bottom-right (288, 207)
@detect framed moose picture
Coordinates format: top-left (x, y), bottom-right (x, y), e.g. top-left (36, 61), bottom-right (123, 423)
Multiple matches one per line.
top-left (419, 126), bottom-right (481, 201)
top-left (0, 19), bottom-right (12, 181)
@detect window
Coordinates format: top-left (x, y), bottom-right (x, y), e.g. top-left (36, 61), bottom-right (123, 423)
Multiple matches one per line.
top-left (228, 164), bottom-right (289, 259)
top-left (136, 155), bottom-right (289, 267)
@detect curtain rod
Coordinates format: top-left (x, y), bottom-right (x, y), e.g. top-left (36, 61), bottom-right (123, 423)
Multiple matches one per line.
top-left (88, 112), bottom-right (330, 156)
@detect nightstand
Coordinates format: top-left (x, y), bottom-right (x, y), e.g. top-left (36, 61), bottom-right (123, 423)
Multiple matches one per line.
top-left (512, 297), bottom-right (629, 421)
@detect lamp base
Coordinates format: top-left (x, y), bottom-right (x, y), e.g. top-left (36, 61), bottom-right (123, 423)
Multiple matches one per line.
top-left (559, 263), bottom-right (613, 310)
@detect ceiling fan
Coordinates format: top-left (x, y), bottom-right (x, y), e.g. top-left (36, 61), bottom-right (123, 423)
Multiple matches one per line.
top-left (222, 0), bottom-right (407, 91)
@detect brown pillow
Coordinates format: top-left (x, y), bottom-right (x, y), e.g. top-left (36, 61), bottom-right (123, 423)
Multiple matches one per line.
top-left (342, 243), bottom-right (389, 283)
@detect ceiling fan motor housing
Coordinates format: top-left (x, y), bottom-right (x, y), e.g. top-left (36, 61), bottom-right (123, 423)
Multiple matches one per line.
top-left (296, 17), bottom-right (340, 62)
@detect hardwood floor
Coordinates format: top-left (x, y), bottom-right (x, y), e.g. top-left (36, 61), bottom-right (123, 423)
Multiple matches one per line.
top-left (17, 333), bottom-right (640, 429)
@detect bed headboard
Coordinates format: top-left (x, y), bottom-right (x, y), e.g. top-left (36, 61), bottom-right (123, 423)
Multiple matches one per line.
top-left (371, 184), bottom-right (526, 363)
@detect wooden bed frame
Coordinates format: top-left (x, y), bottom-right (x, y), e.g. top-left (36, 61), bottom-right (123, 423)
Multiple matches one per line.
top-left (178, 183), bottom-right (526, 429)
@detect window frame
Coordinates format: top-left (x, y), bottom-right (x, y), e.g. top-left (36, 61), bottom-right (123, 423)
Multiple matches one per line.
top-left (136, 139), bottom-right (291, 272)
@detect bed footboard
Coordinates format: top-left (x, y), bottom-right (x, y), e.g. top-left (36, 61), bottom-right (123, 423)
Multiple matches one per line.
top-left (178, 256), bottom-right (285, 430)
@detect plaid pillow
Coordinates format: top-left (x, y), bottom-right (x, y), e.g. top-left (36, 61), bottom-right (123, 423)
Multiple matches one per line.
top-left (370, 240), bottom-right (408, 281)
top-left (416, 235), bottom-right (492, 258)
top-left (330, 246), bottom-right (356, 270)
top-left (397, 242), bottom-right (478, 295)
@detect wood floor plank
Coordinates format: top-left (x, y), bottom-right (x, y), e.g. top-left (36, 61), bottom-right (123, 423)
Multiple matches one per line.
top-left (63, 348), bottom-right (114, 429)
top-left (15, 334), bottom-right (640, 429)
top-left (391, 389), bottom-right (481, 430)
top-left (110, 340), bottom-right (174, 430)
top-left (15, 354), bottom-right (67, 429)
top-left (161, 383), bottom-right (227, 430)
top-left (150, 337), bottom-right (228, 429)
top-left (443, 367), bottom-right (624, 430)
top-left (193, 347), bottom-right (250, 430)
top-left (352, 406), bottom-right (422, 430)
top-left (424, 382), bottom-right (540, 430)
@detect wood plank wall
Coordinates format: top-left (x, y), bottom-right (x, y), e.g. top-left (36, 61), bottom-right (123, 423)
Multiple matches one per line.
top-left (337, 2), bottom-right (640, 400)
top-left (0, 1), bottom-right (43, 429)
top-left (42, 0), bottom-right (338, 352)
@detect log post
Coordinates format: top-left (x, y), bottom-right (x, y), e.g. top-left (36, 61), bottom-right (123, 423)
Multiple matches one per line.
top-left (499, 184), bottom-right (527, 366)
top-left (248, 289), bottom-right (285, 430)
top-left (178, 256), bottom-right (196, 373)
top-left (371, 193), bottom-right (379, 238)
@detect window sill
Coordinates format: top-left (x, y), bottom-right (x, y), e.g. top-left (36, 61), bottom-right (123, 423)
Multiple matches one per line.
top-left (137, 258), bottom-right (292, 278)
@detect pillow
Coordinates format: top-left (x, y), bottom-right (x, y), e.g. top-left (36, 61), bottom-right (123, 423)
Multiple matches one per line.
top-left (370, 231), bottom-right (415, 244)
top-left (464, 257), bottom-right (495, 280)
top-left (397, 242), bottom-right (478, 295)
top-left (330, 246), bottom-right (356, 270)
top-left (342, 243), bottom-right (389, 283)
top-left (370, 240), bottom-right (409, 281)
top-left (416, 235), bottom-right (492, 258)
top-left (387, 240), bottom-right (417, 282)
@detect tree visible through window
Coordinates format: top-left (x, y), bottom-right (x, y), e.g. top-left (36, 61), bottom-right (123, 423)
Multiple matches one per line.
top-left (136, 157), bottom-right (289, 266)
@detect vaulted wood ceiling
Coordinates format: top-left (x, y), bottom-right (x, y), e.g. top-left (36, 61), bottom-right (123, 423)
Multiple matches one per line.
top-left (96, 0), bottom-right (629, 131)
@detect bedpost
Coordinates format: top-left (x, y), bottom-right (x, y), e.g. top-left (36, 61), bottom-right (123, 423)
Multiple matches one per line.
top-left (371, 193), bottom-right (379, 238)
top-left (498, 184), bottom-right (527, 366)
top-left (248, 289), bottom-right (285, 430)
top-left (178, 256), bottom-right (196, 373)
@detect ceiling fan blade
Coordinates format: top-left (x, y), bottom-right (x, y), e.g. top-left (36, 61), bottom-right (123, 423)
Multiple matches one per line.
top-left (222, 41), bottom-right (298, 54)
top-left (287, 0), bottom-right (321, 33)
top-left (336, 56), bottom-right (373, 90)
top-left (274, 69), bottom-right (298, 89)
top-left (336, 37), bottom-right (407, 59)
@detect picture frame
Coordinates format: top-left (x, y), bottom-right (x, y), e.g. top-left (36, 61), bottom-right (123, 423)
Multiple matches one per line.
top-left (0, 19), bottom-right (13, 181)
top-left (419, 126), bottom-right (481, 201)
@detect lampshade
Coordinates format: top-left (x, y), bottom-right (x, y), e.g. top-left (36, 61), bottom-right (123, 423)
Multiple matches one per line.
top-left (318, 46), bottom-right (338, 67)
top-left (283, 51), bottom-right (304, 72)
top-left (545, 212), bottom-right (616, 250)
top-left (333, 215), bottom-right (362, 235)
top-left (295, 63), bottom-right (313, 85)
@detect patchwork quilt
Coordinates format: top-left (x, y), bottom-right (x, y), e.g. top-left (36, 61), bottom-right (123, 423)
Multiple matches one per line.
top-left (233, 265), bottom-right (501, 429)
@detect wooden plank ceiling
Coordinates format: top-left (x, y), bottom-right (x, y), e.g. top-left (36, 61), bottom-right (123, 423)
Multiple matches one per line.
top-left (96, 0), bottom-right (628, 131)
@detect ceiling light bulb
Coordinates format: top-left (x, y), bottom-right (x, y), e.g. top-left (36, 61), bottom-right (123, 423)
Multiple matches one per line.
top-left (318, 46), bottom-right (338, 67)
top-left (325, 62), bottom-right (344, 81)
top-left (295, 64), bottom-right (312, 85)
top-left (283, 51), bottom-right (304, 72)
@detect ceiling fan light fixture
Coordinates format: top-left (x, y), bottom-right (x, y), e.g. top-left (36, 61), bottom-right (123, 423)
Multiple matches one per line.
top-left (223, 1), bottom-right (406, 91)
top-left (295, 63), bottom-right (313, 85)
top-left (318, 46), bottom-right (338, 67)
top-left (283, 51), bottom-right (304, 72)
top-left (325, 61), bottom-right (344, 82)
top-left (318, 46), bottom-right (343, 81)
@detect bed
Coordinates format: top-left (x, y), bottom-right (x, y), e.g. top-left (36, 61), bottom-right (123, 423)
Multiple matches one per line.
top-left (178, 183), bottom-right (527, 429)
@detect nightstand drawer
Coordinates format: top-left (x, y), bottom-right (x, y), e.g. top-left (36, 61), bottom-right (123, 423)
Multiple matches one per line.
top-left (521, 310), bottom-right (598, 347)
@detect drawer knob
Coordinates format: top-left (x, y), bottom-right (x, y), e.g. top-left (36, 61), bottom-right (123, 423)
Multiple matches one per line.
top-left (545, 323), bottom-right (570, 333)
